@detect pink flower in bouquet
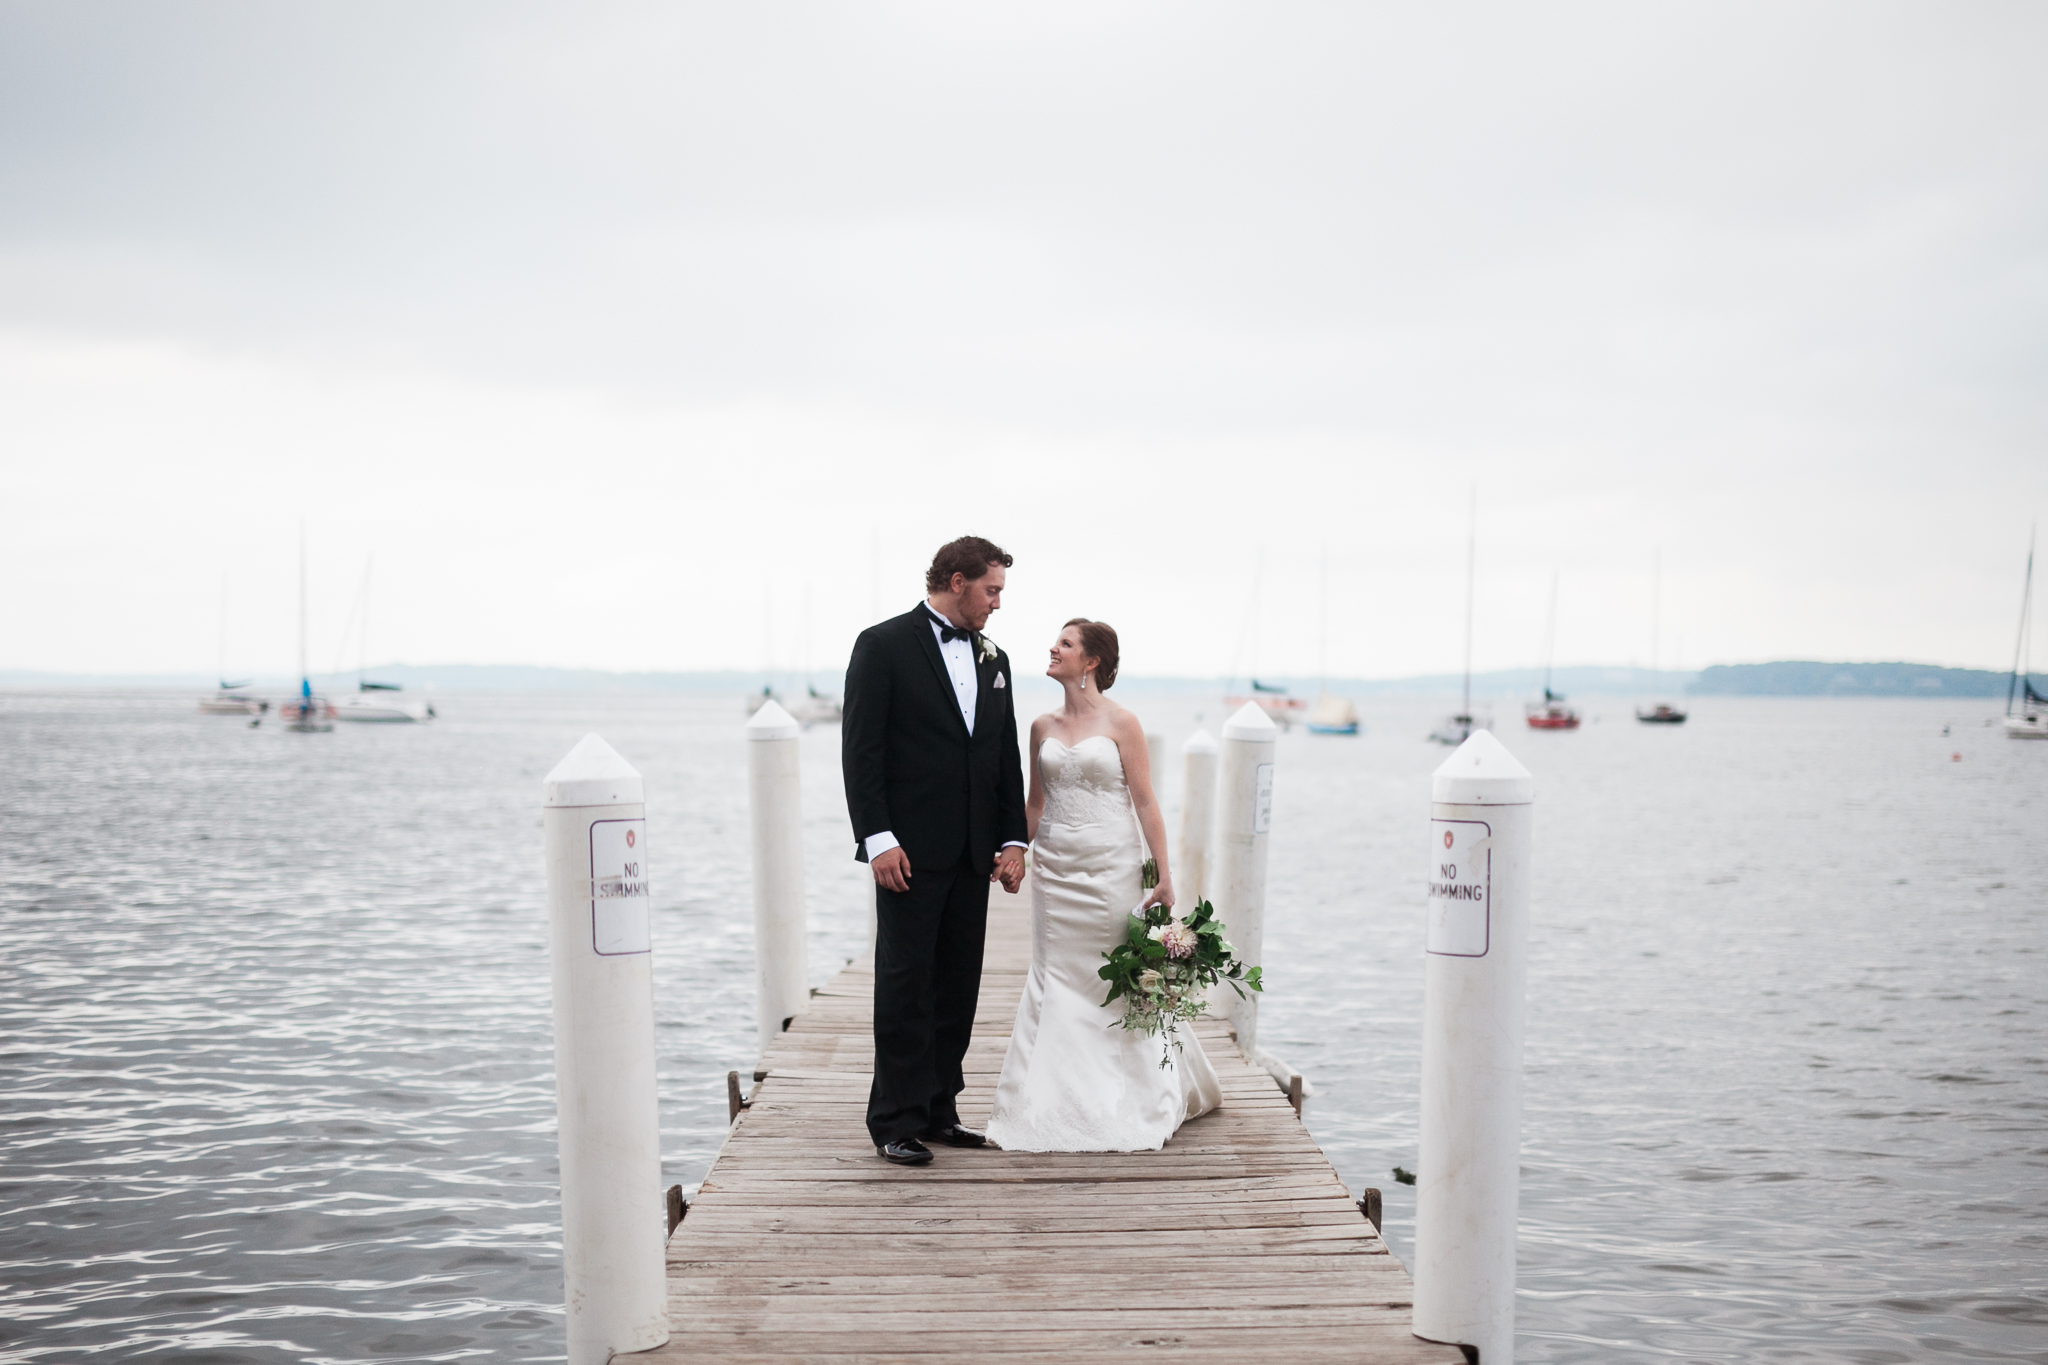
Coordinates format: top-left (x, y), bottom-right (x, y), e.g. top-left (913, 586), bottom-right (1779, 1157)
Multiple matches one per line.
top-left (1159, 923), bottom-right (1198, 959)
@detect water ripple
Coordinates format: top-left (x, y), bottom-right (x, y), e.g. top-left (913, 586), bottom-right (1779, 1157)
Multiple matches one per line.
top-left (2, 690), bottom-right (2043, 1362)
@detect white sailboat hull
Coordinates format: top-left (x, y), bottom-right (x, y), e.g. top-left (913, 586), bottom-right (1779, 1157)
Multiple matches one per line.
top-left (2005, 714), bottom-right (2048, 739)
top-left (1429, 715), bottom-right (1491, 746)
top-left (334, 696), bottom-right (432, 723)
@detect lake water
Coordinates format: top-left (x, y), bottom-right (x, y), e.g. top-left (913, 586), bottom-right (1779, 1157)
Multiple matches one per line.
top-left (1, 687), bottom-right (2042, 1363)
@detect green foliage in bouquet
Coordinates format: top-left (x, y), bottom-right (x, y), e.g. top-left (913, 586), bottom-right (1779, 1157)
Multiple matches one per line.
top-left (1099, 894), bottom-right (1263, 1067)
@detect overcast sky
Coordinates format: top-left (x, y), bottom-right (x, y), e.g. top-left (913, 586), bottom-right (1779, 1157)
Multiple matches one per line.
top-left (3, 2), bottom-right (2043, 681)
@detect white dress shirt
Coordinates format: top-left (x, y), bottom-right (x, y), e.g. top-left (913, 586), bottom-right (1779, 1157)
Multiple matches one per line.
top-left (864, 603), bottom-right (1027, 863)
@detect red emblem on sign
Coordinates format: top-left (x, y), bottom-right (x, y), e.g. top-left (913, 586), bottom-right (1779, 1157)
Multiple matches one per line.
top-left (1443, 830), bottom-right (1454, 849)
top-left (626, 829), bottom-right (637, 848)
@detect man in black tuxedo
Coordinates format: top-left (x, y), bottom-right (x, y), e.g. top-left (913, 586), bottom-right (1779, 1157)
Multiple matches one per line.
top-left (842, 536), bottom-right (1028, 1165)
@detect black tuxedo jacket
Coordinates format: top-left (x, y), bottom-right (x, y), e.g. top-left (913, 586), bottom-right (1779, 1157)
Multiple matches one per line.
top-left (841, 604), bottom-right (1029, 873)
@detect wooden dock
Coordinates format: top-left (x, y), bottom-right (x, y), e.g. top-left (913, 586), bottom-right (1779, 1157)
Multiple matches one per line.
top-left (654, 880), bottom-right (1464, 1363)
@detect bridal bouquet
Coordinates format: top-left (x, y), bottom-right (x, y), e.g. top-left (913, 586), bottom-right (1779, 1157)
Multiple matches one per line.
top-left (1099, 865), bottom-right (1262, 1067)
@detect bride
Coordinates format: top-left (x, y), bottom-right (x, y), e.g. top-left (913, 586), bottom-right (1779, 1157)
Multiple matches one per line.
top-left (986, 618), bottom-right (1222, 1152)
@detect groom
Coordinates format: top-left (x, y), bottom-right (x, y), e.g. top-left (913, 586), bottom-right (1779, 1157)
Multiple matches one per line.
top-left (842, 536), bottom-right (1028, 1166)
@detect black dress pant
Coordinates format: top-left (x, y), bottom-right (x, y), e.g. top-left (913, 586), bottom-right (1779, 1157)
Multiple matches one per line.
top-left (867, 855), bottom-right (989, 1146)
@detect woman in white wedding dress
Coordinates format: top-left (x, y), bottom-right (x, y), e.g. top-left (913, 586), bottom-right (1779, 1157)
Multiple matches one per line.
top-left (986, 618), bottom-right (1222, 1152)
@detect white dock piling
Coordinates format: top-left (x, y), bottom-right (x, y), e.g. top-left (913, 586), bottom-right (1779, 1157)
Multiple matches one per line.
top-left (1211, 702), bottom-right (1277, 1052)
top-left (543, 734), bottom-right (669, 1364)
top-left (1413, 729), bottom-right (1533, 1365)
top-left (746, 699), bottom-right (810, 1058)
top-left (1177, 728), bottom-right (1218, 906)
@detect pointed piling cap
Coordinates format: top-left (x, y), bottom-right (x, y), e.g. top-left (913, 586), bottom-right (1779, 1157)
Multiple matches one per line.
top-left (746, 698), bottom-right (800, 740)
top-left (1222, 700), bottom-right (1280, 741)
top-left (544, 733), bottom-right (645, 808)
top-left (1431, 729), bottom-right (1533, 806)
top-left (1181, 726), bottom-right (1217, 754)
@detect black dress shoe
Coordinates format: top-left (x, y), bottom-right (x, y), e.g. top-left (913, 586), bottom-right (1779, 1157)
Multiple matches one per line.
top-left (877, 1137), bottom-right (933, 1165)
top-left (922, 1123), bottom-right (987, 1148)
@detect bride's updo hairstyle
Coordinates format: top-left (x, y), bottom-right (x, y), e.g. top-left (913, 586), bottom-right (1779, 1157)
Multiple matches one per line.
top-left (1064, 618), bottom-right (1120, 691)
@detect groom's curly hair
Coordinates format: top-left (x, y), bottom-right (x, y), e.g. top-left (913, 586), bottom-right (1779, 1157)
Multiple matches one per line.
top-left (926, 536), bottom-right (1013, 593)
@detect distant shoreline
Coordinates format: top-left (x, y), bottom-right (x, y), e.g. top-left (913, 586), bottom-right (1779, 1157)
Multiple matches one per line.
top-left (4, 660), bottom-right (2034, 698)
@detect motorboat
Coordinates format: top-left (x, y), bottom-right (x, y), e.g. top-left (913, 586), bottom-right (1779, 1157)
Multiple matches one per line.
top-left (1636, 703), bottom-right (1688, 725)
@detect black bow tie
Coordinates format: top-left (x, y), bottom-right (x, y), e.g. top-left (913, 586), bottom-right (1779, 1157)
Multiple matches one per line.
top-left (928, 611), bottom-right (971, 644)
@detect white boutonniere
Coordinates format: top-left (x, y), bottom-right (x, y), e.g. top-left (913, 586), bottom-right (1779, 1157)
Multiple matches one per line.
top-left (976, 634), bottom-right (999, 664)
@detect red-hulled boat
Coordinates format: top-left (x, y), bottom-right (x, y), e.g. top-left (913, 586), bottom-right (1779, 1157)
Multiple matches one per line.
top-left (1524, 574), bottom-right (1581, 730)
top-left (1525, 689), bottom-right (1581, 730)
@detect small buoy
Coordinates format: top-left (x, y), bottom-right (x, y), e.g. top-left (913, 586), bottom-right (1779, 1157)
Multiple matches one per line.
top-left (1952, 752), bottom-right (1962, 762)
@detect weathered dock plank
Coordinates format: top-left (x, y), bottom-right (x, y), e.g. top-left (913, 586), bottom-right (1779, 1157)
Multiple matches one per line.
top-left (654, 881), bottom-right (1462, 1363)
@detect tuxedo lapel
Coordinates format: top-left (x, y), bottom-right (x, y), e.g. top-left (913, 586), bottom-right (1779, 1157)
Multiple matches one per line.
top-left (970, 645), bottom-right (995, 738)
top-left (909, 606), bottom-right (970, 738)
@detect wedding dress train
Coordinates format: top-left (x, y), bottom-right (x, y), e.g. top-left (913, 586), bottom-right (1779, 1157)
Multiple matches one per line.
top-left (985, 735), bottom-right (1222, 1152)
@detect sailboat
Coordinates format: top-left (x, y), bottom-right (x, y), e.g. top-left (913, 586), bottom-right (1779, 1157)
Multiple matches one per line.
top-left (789, 685), bottom-right (843, 727)
top-left (1430, 490), bottom-right (1492, 744)
top-left (2005, 527), bottom-right (2048, 740)
top-left (334, 556), bottom-right (433, 723)
top-left (198, 572), bottom-right (270, 716)
top-left (281, 525), bottom-right (335, 733)
top-left (783, 587), bottom-right (842, 726)
top-left (1635, 551), bottom-right (1688, 725)
top-left (1225, 679), bottom-right (1309, 726)
top-left (1305, 548), bottom-right (1359, 734)
top-left (1221, 551), bottom-right (1306, 725)
top-left (1525, 570), bottom-right (1580, 730)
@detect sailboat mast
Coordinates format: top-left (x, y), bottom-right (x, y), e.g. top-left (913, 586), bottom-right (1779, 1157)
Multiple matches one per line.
top-left (2011, 527), bottom-right (2035, 717)
top-left (1461, 489), bottom-right (1475, 720)
top-left (1651, 550), bottom-right (1662, 684)
top-left (1543, 569), bottom-right (1559, 698)
top-left (360, 556), bottom-right (372, 687)
top-left (1319, 543), bottom-right (1329, 690)
top-left (298, 523), bottom-right (308, 692)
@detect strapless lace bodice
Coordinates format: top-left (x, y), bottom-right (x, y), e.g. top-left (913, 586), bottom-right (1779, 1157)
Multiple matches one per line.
top-left (1038, 735), bottom-right (1134, 831)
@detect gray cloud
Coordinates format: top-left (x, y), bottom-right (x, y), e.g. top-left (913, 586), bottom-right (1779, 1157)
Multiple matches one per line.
top-left (2, 2), bottom-right (2043, 675)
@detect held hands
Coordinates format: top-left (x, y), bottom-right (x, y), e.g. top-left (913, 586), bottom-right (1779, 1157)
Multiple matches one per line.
top-left (871, 846), bottom-right (912, 893)
top-left (992, 846), bottom-right (1026, 895)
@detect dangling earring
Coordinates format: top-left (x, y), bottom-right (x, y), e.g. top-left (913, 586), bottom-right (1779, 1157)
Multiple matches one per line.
top-left (1080, 674), bottom-right (1088, 691)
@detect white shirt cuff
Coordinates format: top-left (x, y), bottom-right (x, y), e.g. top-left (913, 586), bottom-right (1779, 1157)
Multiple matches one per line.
top-left (1001, 841), bottom-right (1028, 850)
top-left (864, 831), bottom-right (901, 860)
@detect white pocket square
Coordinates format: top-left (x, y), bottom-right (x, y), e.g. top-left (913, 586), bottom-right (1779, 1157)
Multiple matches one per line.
top-left (993, 672), bottom-right (1007, 688)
